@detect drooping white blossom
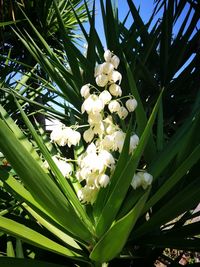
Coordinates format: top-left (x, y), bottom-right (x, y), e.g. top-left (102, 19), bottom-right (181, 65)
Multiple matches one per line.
top-left (108, 100), bottom-right (121, 113)
top-left (126, 98), bottom-right (138, 112)
top-left (110, 55), bottom-right (120, 69)
top-left (117, 106), bottom-right (129, 119)
top-left (131, 172), bottom-right (153, 190)
top-left (80, 84), bottom-right (90, 98)
top-left (108, 70), bottom-right (122, 84)
top-left (99, 90), bottom-right (112, 105)
top-left (83, 128), bottom-right (94, 143)
top-left (109, 84), bottom-right (122, 97)
top-left (96, 74), bottom-right (109, 87)
top-left (129, 134), bottom-right (139, 154)
top-left (104, 50), bottom-right (112, 62)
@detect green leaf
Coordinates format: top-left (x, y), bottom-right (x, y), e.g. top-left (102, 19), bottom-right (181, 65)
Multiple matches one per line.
top-left (143, 144), bottom-right (200, 214)
top-left (0, 119), bottom-right (93, 242)
top-left (6, 237), bottom-right (15, 257)
top-left (0, 216), bottom-right (80, 259)
top-left (15, 98), bottom-right (93, 232)
top-left (133, 175), bottom-right (200, 239)
top-left (90, 190), bottom-right (149, 262)
top-left (0, 170), bottom-right (82, 252)
top-left (0, 104), bottom-right (42, 165)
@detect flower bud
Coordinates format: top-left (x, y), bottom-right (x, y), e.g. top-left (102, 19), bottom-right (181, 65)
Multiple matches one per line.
top-left (126, 98), bottom-right (137, 112)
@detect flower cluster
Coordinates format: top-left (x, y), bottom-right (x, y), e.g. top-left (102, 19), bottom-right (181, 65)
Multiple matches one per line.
top-left (50, 49), bottom-right (153, 204)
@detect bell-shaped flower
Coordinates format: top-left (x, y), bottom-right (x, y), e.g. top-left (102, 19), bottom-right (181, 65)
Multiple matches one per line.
top-left (98, 174), bottom-right (110, 188)
top-left (52, 156), bottom-right (73, 178)
top-left (118, 106), bottom-right (129, 119)
top-left (88, 112), bottom-right (102, 125)
top-left (109, 84), bottom-right (122, 97)
top-left (77, 186), bottom-right (98, 204)
top-left (108, 100), bottom-right (121, 113)
top-left (101, 135), bottom-right (115, 151)
top-left (131, 173), bottom-right (141, 189)
top-left (126, 98), bottom-right (138, 112)
top-left (94, 64), bottom-right (103, 77)
top-left (98, 149), bottom-right (115, 167)
top-left (50, 125), bottom-right (65, 146)
top-left (96, 74), bottom-right (109, 87)
top-left (66, 129), bottom-right (81, 147)
top-left (81, 84), bottom-right (90, 98)
top-left (93, 122), bottom-right (105, 135)
top-left (113, 130), bottom-right (126, 152)
top-left (129, 134), bottom-right (139, 154)
top-left (102, 62), bottom-right (114, 75)
top-left (104, 49), bottom-right (112, 62)
top-left (111, 55), bottom-right (120, 69)
top-left (108, 70), bottom-right (122, 84)
top-left (141, 172), bottom-right (153, 190)
top-left (83, 128), bottom-right (94, 143)
top-left (99, 90), bottom-right (112, 105)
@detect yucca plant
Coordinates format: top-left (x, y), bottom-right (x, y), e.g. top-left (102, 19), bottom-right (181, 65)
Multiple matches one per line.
top-left (0, 0), bottom-right (200, 266)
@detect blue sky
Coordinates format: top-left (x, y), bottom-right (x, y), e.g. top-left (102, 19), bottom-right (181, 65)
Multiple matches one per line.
top-left (92, 0), bottom-right (199, 50)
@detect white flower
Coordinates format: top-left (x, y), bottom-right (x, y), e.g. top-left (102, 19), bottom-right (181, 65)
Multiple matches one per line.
top-left (113, 130), bottom-right (126, 152)
top-left (83, 128), bottom-right (94, 143)
top-left (86, 142), bottom-right (97, 154)
top-left (93, 122), bottom-right (105, 135)
top-left (67, 130), bottom-right (81, 147)
top-left (81, 95), bottom-right (96, 113)
top-left (102, 62), bottom-right (114, 75)
top-left (77, 186), bottom-right (98, 204)
top-left (131, 173), bottom-right (141, 189)
top-left (50, 125), bottom-right (65, 146)
top-left (109, 84), bottom-right (122, 97)
top-left (98, 174), bottom-right (110, 188)
top-left (108, 70), bottom-right (122, 84)
top-left (131, 172), bottom-right (153, 190)
top-left (126, 98), bottom-right (137, 112)
top-left (98, 150), bottom-right (115, 167)
top-left (141, 172), bottom-right (153, 189)
top-left (111, 55), bottom-right (120, 69)
top-left (80, 84), bottom-right (90, 98)
top-left (108, 100), bottom-right (121, 113)
top-left (94, 64), bottom-right (103, 77)
top-left (101, 135), bottom-right (115, 150)
top-left (52, 156), bottom-right (72, 178)
top-left (129, 134), bottom-right (139, 154)
top-left (118, 106), bottom-right (128, 119)
top-left (96, 74), bottom-right (109, 87)
top-left (99, 90), bottom-right (112, 105)
top-left (88, 113), bottom-right (102, 125)
top-left (82, 95), bottom-right (104, 114)
top-left (104, 49), bottom-right (112, 62)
